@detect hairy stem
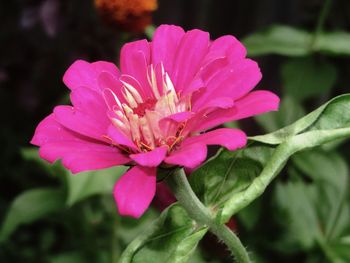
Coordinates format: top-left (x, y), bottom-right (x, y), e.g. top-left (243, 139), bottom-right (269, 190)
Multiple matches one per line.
top-left (166, 169), bottom-right (251, 263)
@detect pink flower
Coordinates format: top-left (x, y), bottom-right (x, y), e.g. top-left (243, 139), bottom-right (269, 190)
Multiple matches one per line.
top-left (31, 25), bottom-right (279, 218)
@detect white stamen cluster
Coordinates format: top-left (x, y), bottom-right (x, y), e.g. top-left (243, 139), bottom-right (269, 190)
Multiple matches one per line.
top-left (103, 64), bottom-right (189, 151)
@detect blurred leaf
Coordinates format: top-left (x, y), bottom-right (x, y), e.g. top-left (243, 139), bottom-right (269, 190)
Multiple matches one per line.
top-left (251, 94), bottom-right (350, 144)
top-left (316, 31), bottom-right (350, 55)
top-left (66, 166), bottom-right (127, 206)
top-left (21, 147), bottom-right (67, 176)
top-left (21, 148), bottom-right (128, 206)
top-left (189, 145), bottom-right (274, 207)
top-left (49, 251), bottom-right (86, 263)
top-left (275, 149), bottom-right (349, 256)
top-left (117, 208), bottom-right (159, 244)
top-left (255, 96), bottom-right (305, 133)
top-left (0, 188), bottom-right (65, 242)
top-left (281, 57), bottom-right (337, 101)
top-left (243, 25), bottom-right (311, 56)
top-left (236, 198), bottom-right (262, 231)
top-left (275, 179), bottom-right (322, 250)
top-left (120, 204), bottom-right (208, 263)
top-left (243, 25), bottom-right (350, 57)
top-left (292, 150), bottom-right (349, 240)
top-left (145, 25), bottom-right (156, 39)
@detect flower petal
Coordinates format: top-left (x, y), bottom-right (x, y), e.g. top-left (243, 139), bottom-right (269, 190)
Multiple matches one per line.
top-left (114, 166), bottom-right (156, 218)
top-left (70, 87), bottom-right (110, 127)
top-left (120, 39), bottom-right (152, 97)
top-left (130, 146), bottom-right (168, 167)
top-left (184, 128), bottom-right (247, 150)
top-left (193, 59), bottom-right (261, 111)
top-left (54, 105), bottom-right (107, 142)
top-left (165, 143), bottom-right (207, 169)
top-left (172, 29), bottom-right (210, 94)
top-left (40, 142), bottom-right (129, 174)
top-left (107, 125), bottom-right (138, 151)
top-left (63, 60), bottom-right (120, 92)
top-left (151, 25), bottom-right (185, 75)
top-left (191, 90), bottom-right (280, 132)
top-left (31, 114), bottom-right (129, 174)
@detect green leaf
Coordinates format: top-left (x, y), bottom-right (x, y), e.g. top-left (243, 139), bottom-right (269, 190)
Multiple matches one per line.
top-left (120, 204), bottom-right (208, 263)
top-left (49, 252), bottom-right (86, 263)
top-left (66, 166), bottom-right (127, 206)
top-left (274, 149), bottom-right (349, 255)
top-left (167, 227), bottom-right (208, 263)
top-left (275, 179), bottom-right (322, 250)
top-left (217, 94), bottom-right (350, 223)
top-left (243, 25), bottom-right (350, 57)
top-left (242, 25), bottom-right (311, 57)
top-left (255, 96), bottom-right (305, 133)
top-left (145, 25), bottom-right (156, 39)
top-left (189, 146), bottom-right (274, 208)
top-left (250, 94), bottom-right (350, 144)
top-left (292, 150), bottom-right (349, 240)
top-left (281, 57), bottom-right (337, 101)
top-left (0, 188), bottom-right (65, 242)
top-left (21, 147), bottom-right (67, 177)
top-left (316, 31), bottom-right (350, 55)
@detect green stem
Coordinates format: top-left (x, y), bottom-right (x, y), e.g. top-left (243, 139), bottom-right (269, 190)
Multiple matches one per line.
top-left (166, 169), bottom-right (251, 263)
top-left (220, 128), bottom-right (350, 223)
top-left (310, 0), bottom-right (333, 49)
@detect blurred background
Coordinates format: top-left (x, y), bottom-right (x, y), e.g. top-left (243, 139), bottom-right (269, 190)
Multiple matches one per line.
top-left (1, 0), bottom-right (350, 262)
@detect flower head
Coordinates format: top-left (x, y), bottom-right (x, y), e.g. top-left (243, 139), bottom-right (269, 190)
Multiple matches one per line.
top-left (95, 0), bottom-right (157, 32)
top-left (31, 25), bottom-right (279, 218)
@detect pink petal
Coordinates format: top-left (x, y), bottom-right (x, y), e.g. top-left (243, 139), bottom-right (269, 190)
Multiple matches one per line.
top-left (31, 114), bottom-right (77, 146)
top-left (63, 60), bottom-right (120, 92)
top-left (120, 39), bottom-right (152, 97)
top-left (107, 125), bottom-right (138, 151)
top-left (193, 59), bottom-right (261, 110)
top-left (202, 35), bottom-right (246, 68)
top-left (70, 87), bottom-right (110, 127)
top-left (40, 142), bottom-right (129, 173)
top-left (198, 35), bottom-right (247, 86)
top-left (165, 143), bottom-right (207, 169)
top-left (97, 72), bottom-right (126, 105)
top-left (231, 90), bottom-right (280, 120)
top-left (172, 29), bottom-right (210, 94)
top-left (54, 105), bottom-right (107, 142)
top-left (130, 146), bottom-right (168, 167)
top-left (114, 166), bottom-right (156, 218)
top-left (151, 25), bottom-right (185, 75)
top-left (159, 111), bottom-right (193, 128)
top-left (31, 114), bottom-right (129, 174)
top-left (192, 90), bottom-right (280, 132)
top-left (184, 128), bottom-right (247, 151)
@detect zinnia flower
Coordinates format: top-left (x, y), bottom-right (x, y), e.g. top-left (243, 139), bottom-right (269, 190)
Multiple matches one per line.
top-left (95, 0), bottom-right (157, 32)
top-left (31, 25), bottom-right (279, 218)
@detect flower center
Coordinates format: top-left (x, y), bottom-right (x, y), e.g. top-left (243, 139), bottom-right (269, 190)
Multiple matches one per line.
top-left (104, 64), bottom-right (190, 152)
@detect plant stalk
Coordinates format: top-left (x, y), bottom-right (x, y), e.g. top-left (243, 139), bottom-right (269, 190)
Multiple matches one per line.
top-left (166, 168), bottom-right (251, 263)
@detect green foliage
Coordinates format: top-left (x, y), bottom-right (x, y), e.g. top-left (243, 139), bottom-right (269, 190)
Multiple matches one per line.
top-left (243, 25), bottom-right (311, 56)
top-left (120, 204), bottom-right (208, 263)
top-left (275, 149), bottom-right (350, 262)
top-left (171, 94), bottom-right (350, 230)
top-left (281, 57), bottom-right (337, 101)
top-left (189, 146), bottom-right (274, 208)
top-left (0, 188), bottom-right (65, 242)
top-left (251, 94), bottom-right (350, 144)
top-left (243, 25), bottom-right (350, 56)
top-left (66, 166), bottom-right (127, 206)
